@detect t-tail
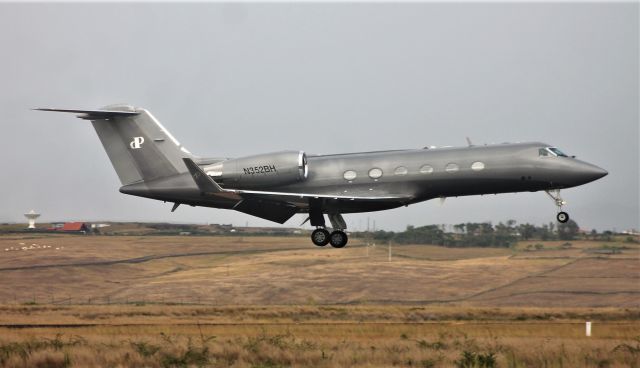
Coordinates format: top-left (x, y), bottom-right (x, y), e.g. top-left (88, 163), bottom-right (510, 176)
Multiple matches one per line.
top-left (36, 104), bottom-right (194, 185)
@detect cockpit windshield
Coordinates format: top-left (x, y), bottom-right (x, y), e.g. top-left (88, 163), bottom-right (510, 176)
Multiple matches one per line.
top-left (548, 147), bottom-right (568, 157)
top-left (539, 147), bottom-right (569, 157)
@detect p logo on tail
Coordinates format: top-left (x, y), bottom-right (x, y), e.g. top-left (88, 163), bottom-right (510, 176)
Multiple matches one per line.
top-left (130, 137), bottom-right (145, 149)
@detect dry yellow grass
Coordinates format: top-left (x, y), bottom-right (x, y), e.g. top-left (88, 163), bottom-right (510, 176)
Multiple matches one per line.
top-left (0, 233), bottom-right (639, 366)
top-left (1, 304), bottom-right (638, 325)
top-left (0, 234), bottom-right (638, 307)
top-left (0, 307), bottom-right (638, 368)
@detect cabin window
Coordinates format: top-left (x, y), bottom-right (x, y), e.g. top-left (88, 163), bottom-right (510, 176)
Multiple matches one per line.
top-left (394, 166), bottom-right (408, 176)
top-left (420, 165), bottom-right (434, 174)
top-left (445, 163), bottom-right (459, 173)
top-left (471, 162), bottom-right (485, 171)
top-left (343, 170), bottom-right (357, 181)
top-left (539, 148), bottom-right (550, 157)
top-left (368, 168), bottom-right (383, 179)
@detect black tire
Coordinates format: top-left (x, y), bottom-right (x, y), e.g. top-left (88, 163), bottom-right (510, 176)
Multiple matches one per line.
top-left (311, 229), bottom-right (330, 246)
top-left (329, 230), bottom-right (348, 248)
top-left (557, 211), bottom-right (569, 223)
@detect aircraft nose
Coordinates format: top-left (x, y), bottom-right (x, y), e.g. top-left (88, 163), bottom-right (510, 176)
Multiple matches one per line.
top-left (591, 166), bottom-right (608, 180)
top-left (571, 161), bottom-right (608, 184)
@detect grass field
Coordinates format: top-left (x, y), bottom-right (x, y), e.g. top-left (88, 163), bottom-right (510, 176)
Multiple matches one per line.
top-left (0, 234), bottom-right (637, 306)
top-left (0, 233), bottom-right (638, 367)
top-left (0, 305), bottom-right (638, 367)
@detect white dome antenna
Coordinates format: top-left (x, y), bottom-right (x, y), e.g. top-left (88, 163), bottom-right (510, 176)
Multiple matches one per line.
top-left (24, 210), bottom-right (40, 229)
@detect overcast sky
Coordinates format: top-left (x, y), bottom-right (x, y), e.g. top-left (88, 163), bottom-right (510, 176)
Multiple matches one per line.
top-left (0, 2), bottom-right (637, 231)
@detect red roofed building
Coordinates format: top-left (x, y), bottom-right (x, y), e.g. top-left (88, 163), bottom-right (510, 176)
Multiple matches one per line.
top-left (61, 222), bottom-right (89, 233)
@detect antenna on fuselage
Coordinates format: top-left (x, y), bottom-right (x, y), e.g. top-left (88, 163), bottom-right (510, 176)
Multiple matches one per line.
top-left (466, 137), bottom-right (474, 147)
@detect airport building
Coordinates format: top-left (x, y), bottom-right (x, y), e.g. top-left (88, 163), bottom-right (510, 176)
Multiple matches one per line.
top-left (48, 222), bottom-right (90, 233)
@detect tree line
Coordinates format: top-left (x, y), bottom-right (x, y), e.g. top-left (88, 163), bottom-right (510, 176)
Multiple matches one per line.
top-left (365, 219), bottom-right (600, 247)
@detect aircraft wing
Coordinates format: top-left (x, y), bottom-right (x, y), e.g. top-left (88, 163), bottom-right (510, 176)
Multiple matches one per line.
top-left (225, 188), bottom-right (407, 201)
top-left (182, 158), bottom-right (412, 223)
top-left (183, 158), bottom-right (408, 201)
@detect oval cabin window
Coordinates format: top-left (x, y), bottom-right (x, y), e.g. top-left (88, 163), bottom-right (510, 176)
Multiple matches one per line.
top-left (394, 166), bottom-right (408, 176)
top-left (445, 163), bottom-right (459, 173)
top-left (368, 168), bottom-right (383, 179)
top-left (420, 165), bottom-right (434, 174)
top-left (343, 170), bottom-right (357, 181)
top-left (471, 162), bottom-right (485, 171)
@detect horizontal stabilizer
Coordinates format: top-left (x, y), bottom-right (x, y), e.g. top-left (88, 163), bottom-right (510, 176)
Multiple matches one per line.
top-left (183, 158), bottom-right (224, 194)
top-left (34, 108), bottom-right (139, 120)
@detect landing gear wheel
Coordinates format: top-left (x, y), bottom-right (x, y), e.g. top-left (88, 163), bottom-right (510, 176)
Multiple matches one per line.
top-left (546, 190), bottom-right (570, 224)
top-left (329, 230), bottom-right (348, 248)
top-left (311, 228), bottom-right (330, 246)
top-left (557, 211), bottom-right (569, 223)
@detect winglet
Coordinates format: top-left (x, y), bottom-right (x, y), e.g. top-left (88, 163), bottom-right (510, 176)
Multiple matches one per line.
top-left (182, 158), bottom-right (224, 194)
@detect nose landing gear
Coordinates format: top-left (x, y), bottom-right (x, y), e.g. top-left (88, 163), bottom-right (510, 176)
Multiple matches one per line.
top-left (546, 189), bottom-right (569, 223)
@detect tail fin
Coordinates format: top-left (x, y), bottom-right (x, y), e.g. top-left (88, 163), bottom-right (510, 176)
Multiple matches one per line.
top-left (36, 104), bottom-right (194, 185)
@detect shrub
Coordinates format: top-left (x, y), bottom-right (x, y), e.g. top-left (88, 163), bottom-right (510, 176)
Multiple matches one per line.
top-left (455, 350), bottom-right (497, 368)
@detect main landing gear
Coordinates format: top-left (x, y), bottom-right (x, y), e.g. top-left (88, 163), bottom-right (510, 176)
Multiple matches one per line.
top-left (546, 189), bottom-right (569, 223)
top-left (308, 209), bottom-right (349, 248)
top-left (311, 228), bottom-right (348, 248)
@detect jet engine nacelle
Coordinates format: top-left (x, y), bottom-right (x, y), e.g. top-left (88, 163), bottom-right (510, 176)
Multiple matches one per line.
top-left (202, 151), bottom-right (308, 189)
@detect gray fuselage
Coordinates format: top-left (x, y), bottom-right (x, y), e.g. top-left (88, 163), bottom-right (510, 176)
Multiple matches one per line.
top-left (269, 142), bottom-right (607, 213)
top-left (124, 142), bottom-right (607, 215)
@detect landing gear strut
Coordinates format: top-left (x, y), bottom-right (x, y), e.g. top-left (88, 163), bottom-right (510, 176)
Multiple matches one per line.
top-left (309, 200), bottom-right (330, 247)
top-left (546, 189), bottom-right (569, 223)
